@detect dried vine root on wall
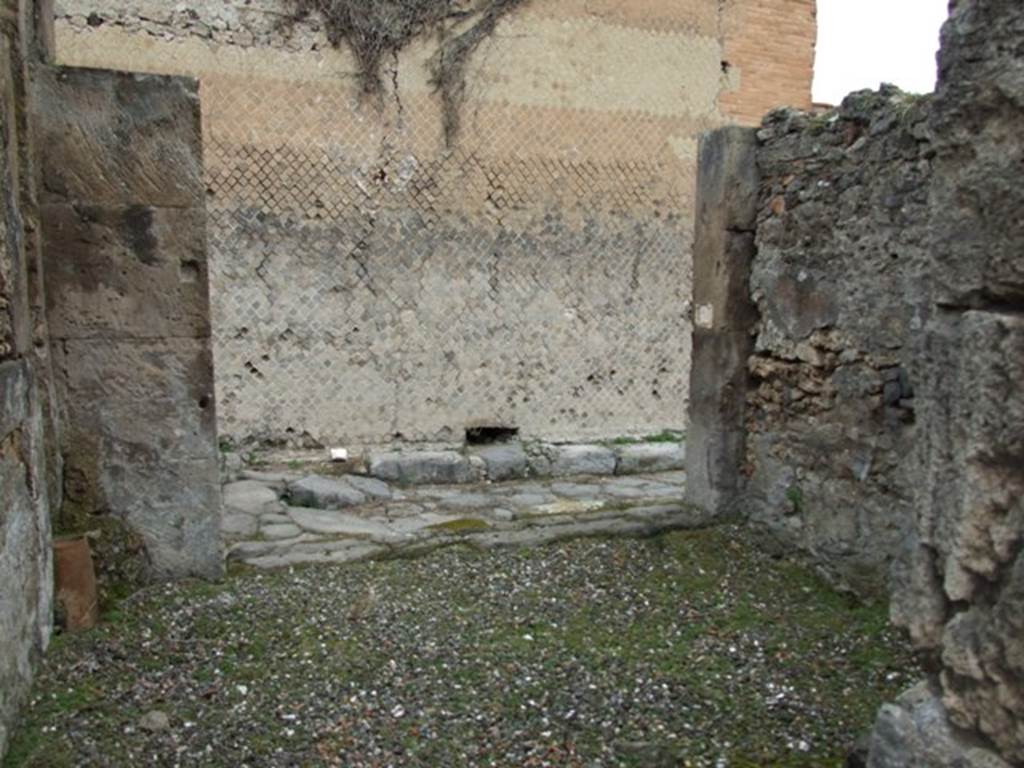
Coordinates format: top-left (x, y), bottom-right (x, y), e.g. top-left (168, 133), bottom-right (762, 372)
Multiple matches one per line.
top-left (281, 0), bottom-right (529, 144)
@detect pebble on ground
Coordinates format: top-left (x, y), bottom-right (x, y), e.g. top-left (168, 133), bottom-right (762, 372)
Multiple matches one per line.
top-left (6, 526), bottom-right (918, 768)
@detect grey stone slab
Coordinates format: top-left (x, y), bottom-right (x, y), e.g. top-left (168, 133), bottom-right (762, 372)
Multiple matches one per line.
top-left (55, 336), bottom-right (222, 579)
top-left (550, 482), bottom-right (603, 498)
top-left (692, 127), bottom-right (760, 332)
top-left (222, 512), bottom-right (259, 538)
top-left (41, 204), bottom-right (211, 340)
top-left (384, 504), bottom-right (425, 518)
top-left (389, 513), bottom-right (463, 534)
top-left (260, 513), bottom-right (293, 525)
top-left (369, 451), bottom-right (475, 485)
top-left (530, 499), bottom-right (608, 517)
top-left (548, 444), bottom-right (617, 477)
top-left (602, 475), bottom-right (651, 487)
top-left (603, 483), bottom-right (659, 499)
top-left (494, 482), bottom-right (550, 496)
top-left (507, 492), bottom-right (558, 508)
top-left (245, 542), bottom-right (387, 569)
top-left (686, 330), bottom-right (752, 517)
top-left (288, 475), bottom-right (365, 509)
top-left (261, 523), bottom-right (302, 540)
top-left (226, 535), bottom-right (324, 560)
top-left (614, 442), bottom-right (686, 474)
top-left (436, 493), bottom-right (494, 510)
top-left (622, 504), bottom-right (695, 521)
top-left (473, 443), bottom-right (528, 481)
top-left (107, 456), bottom-right (223, 580)
top-left (288, 540), bottom-right (397, 558)
top-left (286, 507), bottom-right (391, 538)
top-left (223, 480), bottom-right (279, 515)
top-left (631, 483), bottom-right (685, 498)
top-left (239, 470), bottom-right (303, 488)
top-left (59, 338), bottom-right (216, 465)
top-left (344, 474), bottom-right (392, 500)
top-left (526, 452), bottom-right (553, 477)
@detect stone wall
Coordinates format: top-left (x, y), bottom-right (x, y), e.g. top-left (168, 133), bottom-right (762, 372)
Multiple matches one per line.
top-left (684, 126), bottom-right (759, 519)
top-left (32, 66), bottom-right (223, 580)
top-left (742, 89), bottom-right (933, 595)
top-left (50, 0), bottom-right (815, 449)
top-left (869, 0), bottom-right (1024, 765)
top-left (0, 0), bottom-right (57, 757)
top-left (689, 0), bottom-right (1023, 762)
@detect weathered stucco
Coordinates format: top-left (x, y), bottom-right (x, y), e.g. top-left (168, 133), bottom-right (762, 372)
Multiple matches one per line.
top-left (32, 66), bottom-right (223, 580)
top-left (50, 0), bottom-right (816, 449)
top-left (684, 126), bottom-right (758, 519)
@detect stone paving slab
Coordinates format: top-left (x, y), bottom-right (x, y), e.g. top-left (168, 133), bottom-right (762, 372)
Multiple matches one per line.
top-left (285, 507), bottom-right (395, 539)
top-left (288, 476), bottom-right (366, 509)
top-left (226, 442), bottom-right (688, 493)
top-left (613, 442), bottom-right (686, 474)
top-left (224, 470), bottom-right (699, 569)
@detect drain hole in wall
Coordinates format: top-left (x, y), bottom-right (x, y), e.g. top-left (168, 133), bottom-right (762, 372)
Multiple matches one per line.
top-left (465, 426), bottom-right (519, 445)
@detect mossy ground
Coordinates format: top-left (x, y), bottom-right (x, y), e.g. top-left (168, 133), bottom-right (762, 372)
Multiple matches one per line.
top-left (606, 430), bottom-right (685, 446)
top-left (5, 527), bottom-right (916, 767)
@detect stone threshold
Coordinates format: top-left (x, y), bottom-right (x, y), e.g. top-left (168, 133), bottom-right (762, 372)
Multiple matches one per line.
top-left (223, 438), bottom-right (686, 487)
top-left (222, 470), bottom-right (708, 569)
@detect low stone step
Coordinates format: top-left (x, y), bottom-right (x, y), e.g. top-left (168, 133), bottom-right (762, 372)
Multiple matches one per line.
top-left (286, 507), bottom-right (395, 539)
top-left (548, 444), bottom-right (617, 477)
top-left (613, 442), bottom-right (686, 474)
top-left (288, 476), bottom-right (366, 509)
top-left (471, 443), bottom-right (528, 481)
top-left (223, 480), bottom-right (279, 515)
top-left (345, 474), bottom-right (392, 500)
top-left (369, 451), bottom-right (476, 485)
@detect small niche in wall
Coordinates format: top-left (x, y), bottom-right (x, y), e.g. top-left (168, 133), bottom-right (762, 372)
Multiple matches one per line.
top-left (465, 426), bottom-right (519, 446)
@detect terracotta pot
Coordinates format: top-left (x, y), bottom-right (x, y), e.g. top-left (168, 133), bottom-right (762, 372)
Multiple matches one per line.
top-left (53, 536), bottom-right (99, 631)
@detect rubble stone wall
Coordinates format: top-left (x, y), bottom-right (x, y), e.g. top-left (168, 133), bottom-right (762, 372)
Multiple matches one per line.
top-left (742, 89), bottom-right (933, 596)
top-left (50, 0), bottom-right (815, 449)
top-left (688, 0), bottom-right (1023, 762)
top-left (869, 0), bottom-right (1024, 765)
top-left (0, 0), bottom-right (57, 757)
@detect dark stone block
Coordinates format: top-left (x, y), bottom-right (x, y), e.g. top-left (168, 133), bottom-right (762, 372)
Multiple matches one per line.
top-left (41, 203), bottom-right (210, 340)
top-left (31, 66), bottom-right (203, 208)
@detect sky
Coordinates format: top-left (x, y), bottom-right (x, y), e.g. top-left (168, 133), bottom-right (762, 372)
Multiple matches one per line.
top-left (812, 0), bottom-right (950, 105)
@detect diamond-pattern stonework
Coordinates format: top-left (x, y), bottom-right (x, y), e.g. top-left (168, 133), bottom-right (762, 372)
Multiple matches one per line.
top-left (50, 0), bottom-right (819, 446)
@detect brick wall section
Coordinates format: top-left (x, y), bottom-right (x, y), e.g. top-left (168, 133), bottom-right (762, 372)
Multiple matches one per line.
top-left (720, 0), bottom-right (817, 125)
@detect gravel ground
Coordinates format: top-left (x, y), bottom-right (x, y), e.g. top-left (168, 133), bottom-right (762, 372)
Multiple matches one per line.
top-left (6, 526), bottom-right (918, 768)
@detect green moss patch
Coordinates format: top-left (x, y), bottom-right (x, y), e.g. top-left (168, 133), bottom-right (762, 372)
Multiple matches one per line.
top-left (426, 517), bottom-right (491, 533)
